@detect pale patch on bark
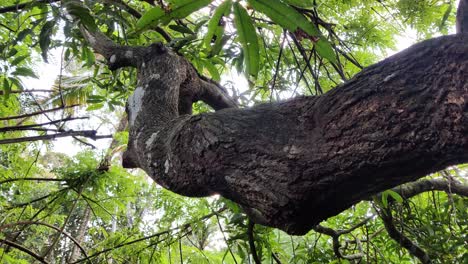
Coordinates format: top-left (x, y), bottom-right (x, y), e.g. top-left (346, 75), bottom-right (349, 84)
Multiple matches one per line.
top-left (150, 73), bottom-right (161, 80)
top-left (164, 159), bottom-right (170, 174)
top-left (125, 50), bottom-right (133, 58)
top-left (145, 132), bottom-right (159, 149)
top-left (383, 73), bottom-right (397, 82)
top-left (128, 86), bottom-right (145, 126)
top-left (110, 54), bottom-right (116, 63)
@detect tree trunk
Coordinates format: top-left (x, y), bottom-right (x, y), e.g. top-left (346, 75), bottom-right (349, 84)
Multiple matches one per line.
top-left (68, 206), bottom-right (91, 263)
top-left (81, 26), bottom-right (467, 234)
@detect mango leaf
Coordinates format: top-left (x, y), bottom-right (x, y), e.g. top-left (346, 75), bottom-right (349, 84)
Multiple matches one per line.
top-left (8, 77), bottom-right (25, 90)
top-left (203, 60), bottom-right (221, 81)
top-left (439, 3), bottom-right (452, 30)
top-left (315, 39), bottom-right (337, 63)
top-left (39, 20), bottom-right (55, 62)
top-left (209, 34), bottom-right (230, 57)
top-left (12, 67), bottom-right (38, 79)
top-left (86, 102), bottom-right (104, 111)
top-left (11, 55), bottom-right (28, 66)
top-left (82, 47), bottom-right (95, 67)
top-left (386, 190), bottom-right (403, 204)
top-left (136, 6), bottom-right (166, 30)
top-left (169, 0), bottom-right (213, 19)
top-left (204, 0), bottom-right (232, 49)
top-left (169, 24), bottom-right (194, 34)
top-left (233, 2), bottom-right (259, 77)
top-left (283, 0), bottom-right (314, 8)
top-left (3, 77), bottom-right (11, 100)
top-left (137, 0), bottom-right (212, 30)
top-left (247, 0), bottom-right (319, 36)
top-left (65, 2), bottom-right (97, 32)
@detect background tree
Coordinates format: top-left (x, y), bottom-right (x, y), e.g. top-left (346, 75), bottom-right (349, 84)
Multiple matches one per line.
top-left (0, 0), bottom-right (467, 263)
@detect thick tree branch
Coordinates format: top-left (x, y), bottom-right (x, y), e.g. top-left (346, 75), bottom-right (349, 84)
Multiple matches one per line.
top-left (119, 33), bottom-right (467, 235)
top-left (457, 0), bottom-right (468, 33)
top-left (385, 178), bottom-right (468, 200)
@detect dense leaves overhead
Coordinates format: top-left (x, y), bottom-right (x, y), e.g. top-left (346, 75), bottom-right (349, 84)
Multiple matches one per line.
top-left (0, 0), bottom-right (466, 263)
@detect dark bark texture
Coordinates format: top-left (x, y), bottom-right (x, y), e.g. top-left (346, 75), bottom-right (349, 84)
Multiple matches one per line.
top-left (117, 34), bottom-right (467, 235)
top-left (80, 12), bottom-right (467, 233)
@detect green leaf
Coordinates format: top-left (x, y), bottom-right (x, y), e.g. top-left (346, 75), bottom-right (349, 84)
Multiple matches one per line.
top-left (8, 77), bottom-right (25, 90)
top-left (39, 20), bottom-right (55, 62)
top-left (283, 0), bottom-right (314, 8)
top-left (315, 39), bottom-right (337, 63)
top-left (11, 55), bottom-right (28, 66)
top-left (3, 77), bottom-right (11, 100)
top-left (203, 60), bottom-right (221, 81)
top-left (136, 6), bottom-right (166, 30)
top-left (233, 2), bottom-right (259, 77)
top-left (82, 47), bottom-right (95, 67)
top-left (247, 0), bottom-right (319, 36)
top-left (204, 0), bottom-right (232, 49)
top-left (12, 67), bottom-right (38, 79)
top-left (386, 190), bottom-right (403, 204)
top-left (137, 0), bottom-right (212, 30)
top-left (168, 24), bottom-right (194, 34)
top-left (86, 103), bottom-right (104, 111)
top-left (439, 3), bottom-right (452, 30)
top-left (168, 0), bottom-right (213, 19)
top-left (65, 2), bottom-right (98, 32)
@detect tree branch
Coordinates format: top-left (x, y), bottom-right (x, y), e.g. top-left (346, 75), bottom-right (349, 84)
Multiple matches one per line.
top-left (0, 221), bottom-right (88, 259)
top-left (0, 0), bottom-right (60, 14)
top-left (72, 207), bottom-right (226, 263)
top-left (370, 178), bottom-right (468, 203)
top-left (457, 0), bottom-right (468, 33)
top-left (0, 104), bottom-right (80, 121)
top-left (379, 209), bottom-right (431, 264)
top-left (0, 238), bottom-right (48, 264)
top-left (0, 116), bottom-right (88, 132)
top-left (0, 130), bottom-right (112, 145)
top-left (247, 220), bottom-right (261, 264)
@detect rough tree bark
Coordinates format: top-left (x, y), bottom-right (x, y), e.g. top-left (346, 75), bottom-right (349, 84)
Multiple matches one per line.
top-left (80, 8), bottom-right (467, 235)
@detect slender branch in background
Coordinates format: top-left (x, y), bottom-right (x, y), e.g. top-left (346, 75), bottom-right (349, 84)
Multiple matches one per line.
top-left (0, 130), bottom-right (112, 145)
top-left (0, 221), bottom-right (88, 259)
top-left (313, 217), bottom-right (371, 260)
top-left (215, 213), bottom-right (238, 264)
top-left (270, 30), bottom-right (286, 102)
top-left (0, 239), bottom-right (49, 264)
top-left (99, 0), bottom-right (172, 42)
top-left (0, 0), bottom-right (60, 14)
top-left (0, 116), bottom-right (88, 132)
top-left (72, 207), bottom-right (226, 263)
top-left (369, 178), bottom-right (468, 202)
top-left (287, 40), bottom-right (313, 94)
top-left (379, 208), bottom-right (432, 264)
top-left (248, 220), bottom-right (261, 264)
top-left (0, 177), bottom-right (67, 185)
top-left (0, 89), bottom-right (56, 95)
top-left (0, 104), bottom-right (79, 121)
top-left (271, 252), bottom-right (283, 264)
top-left (289, 33), bottom-right (323, 94)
